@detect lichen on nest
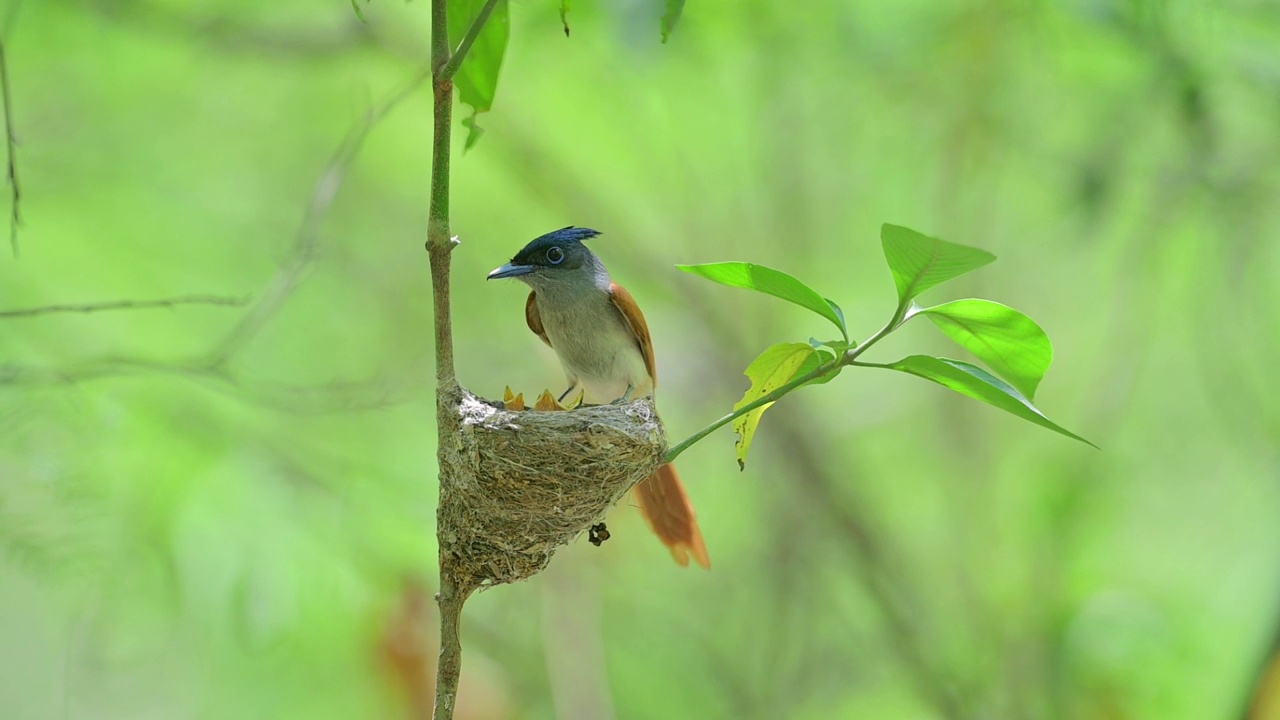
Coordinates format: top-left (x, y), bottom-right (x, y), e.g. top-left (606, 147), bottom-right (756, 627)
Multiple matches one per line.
top-left (436, 387), bottom-right (667, 589)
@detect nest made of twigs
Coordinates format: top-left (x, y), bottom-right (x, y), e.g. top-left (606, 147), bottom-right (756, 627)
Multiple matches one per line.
top-left (436, 387), bottom-right (666, 589)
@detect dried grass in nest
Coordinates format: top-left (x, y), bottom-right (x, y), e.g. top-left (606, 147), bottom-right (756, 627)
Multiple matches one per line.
top-left (437, 387), bottom-right (666, 589)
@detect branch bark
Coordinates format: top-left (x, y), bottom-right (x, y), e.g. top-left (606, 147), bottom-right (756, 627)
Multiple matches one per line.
top-left (0, 294), bottom-right (248, 318)
top-left (426, 0), bottom-right (462, 718)
top-left (1, 36), bottom-right (20, 258)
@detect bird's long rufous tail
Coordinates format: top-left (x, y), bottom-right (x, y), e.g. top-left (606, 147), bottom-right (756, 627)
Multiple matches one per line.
top-left (633, 463), bottom-right (711, 569)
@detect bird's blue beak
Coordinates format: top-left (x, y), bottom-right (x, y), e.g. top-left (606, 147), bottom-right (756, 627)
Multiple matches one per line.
top-left (487, 263), bottom-right (536, 280)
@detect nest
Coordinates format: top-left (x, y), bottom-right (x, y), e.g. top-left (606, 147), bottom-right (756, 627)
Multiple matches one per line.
top-left (436, 387), bottom-right (667, 589)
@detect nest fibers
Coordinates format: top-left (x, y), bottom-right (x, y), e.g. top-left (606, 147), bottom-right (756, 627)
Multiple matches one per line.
top-left (437, 387), bottom-right (667, 589)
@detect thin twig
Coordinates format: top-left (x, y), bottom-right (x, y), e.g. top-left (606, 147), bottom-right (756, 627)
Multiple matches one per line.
top-left (0, 294), bottom-right (248, 319)
top-left (205, 67), bottom-right (430, 368)
top-left (439, 0), bottom-right (501, 81)
top-left (72, 0), bottom-right (408, 61)
top-left (0, 357), bottom-right (401, 412)
top-left (1, 36), bottom-right (19, 258)
top-left (0, 69), bottom-right (426, 412)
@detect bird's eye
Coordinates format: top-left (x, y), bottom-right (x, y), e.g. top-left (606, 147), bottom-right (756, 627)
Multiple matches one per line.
top-left (546, 246), bottom-right (565, 264)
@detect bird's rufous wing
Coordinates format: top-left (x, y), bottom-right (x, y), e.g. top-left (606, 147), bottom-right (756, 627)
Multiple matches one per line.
top-left (607, 282), bottom-right (657, 387)
top-left (525, 291), bottom-right (551, 347)
top-left (608, 282), bottom-right (710, 569)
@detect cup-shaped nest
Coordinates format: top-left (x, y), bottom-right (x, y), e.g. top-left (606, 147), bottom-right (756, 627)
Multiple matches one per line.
top-left (437, 388), bottom-right (666, 589)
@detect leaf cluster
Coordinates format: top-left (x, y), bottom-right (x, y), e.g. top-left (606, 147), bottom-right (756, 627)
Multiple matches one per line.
top-left (677, 224), bottom-right (1093, 469)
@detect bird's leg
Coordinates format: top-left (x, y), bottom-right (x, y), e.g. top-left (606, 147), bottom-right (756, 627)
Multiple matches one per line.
top-left (619, 384), bottom-right (635, 403)
top-left (557, 385), bottom-right (578, 403)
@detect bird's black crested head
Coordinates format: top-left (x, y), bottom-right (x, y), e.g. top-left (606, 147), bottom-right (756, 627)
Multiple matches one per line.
top-left (487, 226), bottom-right (603, 282)
top-left (510, 226), bottom-right (600, 270)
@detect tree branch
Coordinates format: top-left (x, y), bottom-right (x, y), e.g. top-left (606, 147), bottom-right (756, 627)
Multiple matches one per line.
top-left (1, 36), bottom-right (20, 258)
top-left (0, 356), bottom-right (402, 412)
top-left (70, 0), bottom-right (421, 61)
top-left (1, 68), bottom-right (428, 414)
top-left (206, 68), bottom-right (430, 368)
top-left (426, 0), bottom-right (467, 717)
top-left (0, 294), bottom-right (248, 319)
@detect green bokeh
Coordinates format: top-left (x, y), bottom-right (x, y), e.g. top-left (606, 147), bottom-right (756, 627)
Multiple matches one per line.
top-left (3, 1), bottom-right (1278, 719)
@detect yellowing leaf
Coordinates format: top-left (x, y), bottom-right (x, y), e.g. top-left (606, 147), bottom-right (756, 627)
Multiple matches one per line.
top-left (733, 343), bottom-right (819, 470)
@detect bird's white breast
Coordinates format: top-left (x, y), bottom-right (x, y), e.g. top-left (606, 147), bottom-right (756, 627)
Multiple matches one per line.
top-left (538, 293), bottom-right (653, 405)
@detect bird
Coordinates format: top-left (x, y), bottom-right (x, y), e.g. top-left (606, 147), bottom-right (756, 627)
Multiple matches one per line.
top-left (487, 226), bottom-right (711, 569)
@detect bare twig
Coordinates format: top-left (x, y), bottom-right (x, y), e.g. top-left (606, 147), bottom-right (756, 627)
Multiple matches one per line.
top-left (0, 357), bottom-right (401, 412)
top-left (0, 294), bottom-right (248, 319)
top-left (1, 36), bottom-right (19, 258)
top-left (73, 0), bottom-right (391, 60)
top-left (0, 64), bottom-right (429, 413)
top-left (206, 68), bottom-right (430, 368)
top-left (0, 69), bottom-right (426, 414)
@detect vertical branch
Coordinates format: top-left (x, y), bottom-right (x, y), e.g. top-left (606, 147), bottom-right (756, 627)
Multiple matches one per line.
top-left (426, 0), bottom-right (456, 392)
top-left (427, 1), bottom-right (461, 719)
top-left (432, 567), bottom-right (475, 720)
top-left (425, 3), bottom-right (503, 717)
top-left (1, 37), bottom-right (20, 258)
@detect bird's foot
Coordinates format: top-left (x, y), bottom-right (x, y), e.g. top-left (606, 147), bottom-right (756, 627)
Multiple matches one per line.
top-left (611, 384), bottom-right (635, 405)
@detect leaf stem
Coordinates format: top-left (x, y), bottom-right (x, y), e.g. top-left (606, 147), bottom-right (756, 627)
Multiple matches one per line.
top-left (662, 305), bottom-right (911, 464)
top-left (663, 357), bottom-right (838, 464)
top-left (440, 0), bottom-right (502, 81)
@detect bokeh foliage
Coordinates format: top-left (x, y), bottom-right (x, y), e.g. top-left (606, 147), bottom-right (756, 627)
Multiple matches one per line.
top-left (2, 1), bottom-right (1279, 719)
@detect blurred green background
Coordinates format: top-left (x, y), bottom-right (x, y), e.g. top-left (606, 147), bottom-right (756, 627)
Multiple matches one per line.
top-left (3, 0), bottom-right (1279, 718)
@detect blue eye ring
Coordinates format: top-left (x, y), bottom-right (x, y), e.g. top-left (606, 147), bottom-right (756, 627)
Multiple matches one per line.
top-left (546, 246), bottom-right (565, 264)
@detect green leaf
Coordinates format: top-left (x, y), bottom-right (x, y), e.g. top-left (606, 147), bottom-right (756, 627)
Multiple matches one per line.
top-left (883, 355), bottom-right (1094, 446)
top-left (918, 299), bottom-right (1052, 400)
top-left (460, 115), bottom-right (485, 151)
top-left (448, 0), bottom-right (509, 148)
top-left (826, 298), bottom-right (847, 334)
top-left (881, 224), bottom-right (996, 305)
top-left (678, 262), bottom-right (846, 336)
top-left (351, 0), bottom-right (368, 23)
top-left (809, 337), bottom-right (850, 354)
top-left (803, 349), bottom-right (842, 387)
top-left (734, 343), bottom-right (818, 469)
top-left (560, 0), bottom-right (571, 36)
top-left (661, 0), bottom-right (686, 43)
